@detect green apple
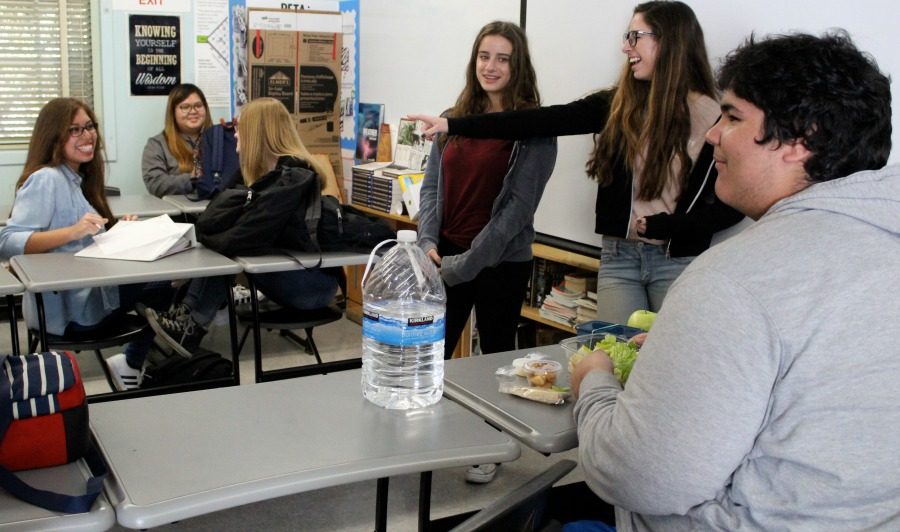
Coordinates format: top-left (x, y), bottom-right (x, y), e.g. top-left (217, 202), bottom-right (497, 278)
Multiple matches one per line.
top-left (626, 310), bottom-right (657, 331)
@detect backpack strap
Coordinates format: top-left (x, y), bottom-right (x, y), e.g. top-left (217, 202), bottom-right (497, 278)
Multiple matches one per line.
top-left (0, 445), bottom-right (107, 514)
top-left (211, 124), bottom-right (224, 177)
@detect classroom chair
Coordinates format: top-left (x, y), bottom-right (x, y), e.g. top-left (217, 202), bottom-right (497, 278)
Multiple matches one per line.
top-left (449, 459), bottom-right (577, 532)
top-left (26, 314), bottom-right (150, 399)
top-left (235, 270), bottom-right (360, 383)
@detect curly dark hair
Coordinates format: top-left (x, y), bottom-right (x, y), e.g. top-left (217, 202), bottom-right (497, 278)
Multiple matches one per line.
top-left (717, 32), bottom-right (891, 183)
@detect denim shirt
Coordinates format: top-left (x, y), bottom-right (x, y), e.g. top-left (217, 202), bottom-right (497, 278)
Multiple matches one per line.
top-left (0, 165), bottom-right (119, 335)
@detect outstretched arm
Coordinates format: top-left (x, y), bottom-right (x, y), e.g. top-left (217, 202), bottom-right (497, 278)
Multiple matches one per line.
top-left (409, 90), bottom-right (612, 141)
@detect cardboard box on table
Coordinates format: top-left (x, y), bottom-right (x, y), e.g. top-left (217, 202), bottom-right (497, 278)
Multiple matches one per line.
top-left (246, 9), bottom-right (343, 188)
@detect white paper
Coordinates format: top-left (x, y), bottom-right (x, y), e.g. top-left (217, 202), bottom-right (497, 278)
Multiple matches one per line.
top-left (75, 215), bottom-right (196, 262)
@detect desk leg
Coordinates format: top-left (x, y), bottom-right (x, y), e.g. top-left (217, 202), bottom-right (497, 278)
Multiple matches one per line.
top-left (226, 280), bottom-right (240, 385)
top-left (418, 471), bottom-right (432, 531)
top-left (6, 294), bottom-right (19, 357)
top-left (246, 276), bottom-right (264, 383)
top-left (375, 477), bottom-right (389, 532)
top-left (35, 292), bottom-right (49, 351)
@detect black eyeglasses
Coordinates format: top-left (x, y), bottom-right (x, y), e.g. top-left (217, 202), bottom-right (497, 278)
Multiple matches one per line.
top-left (623, 30), bottom-right (657, 47)
top-left (67, 122), bottom-right (97, 138)
top-left (177, 102), bottom-right (205, 114)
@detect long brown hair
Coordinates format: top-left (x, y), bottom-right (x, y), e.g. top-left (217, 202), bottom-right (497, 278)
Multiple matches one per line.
top-left (17, 97), bottom-right (113, 225)
top-left (586, 1), bottom-right (716, 200)
top-left (163, 83), bottom-right (213, 173)
top-left (448, 21), bottom-right (540, 120)
top-left (236, 98), bottom-right (330, 186)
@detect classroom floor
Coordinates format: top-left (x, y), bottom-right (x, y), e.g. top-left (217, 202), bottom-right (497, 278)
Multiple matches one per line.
top-left (0, 308), bottom-right (584, 531)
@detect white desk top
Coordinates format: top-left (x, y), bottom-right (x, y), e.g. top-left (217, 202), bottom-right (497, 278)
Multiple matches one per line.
top-left (0, 267), bottom-right (23, 296)
top-left (0, 460), bottom-right (115, 531)
top-left (108, 194), bottom-right (182, 218)
top-left (161, 194), bottom-right (208, 214)
top-left (9, 247), bottom-right (241, 292)
top-left (236, 250), bottom-right (371, 273)
top-left (91, 370), bottom-right (521, 529)
top-left (444, 345), bottom-right (577, 454)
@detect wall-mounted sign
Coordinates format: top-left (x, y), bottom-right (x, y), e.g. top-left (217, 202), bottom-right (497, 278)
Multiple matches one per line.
top-left (113, 0), bottom-right (191, 13)
top-left (129, 15), bottom-right (181, 96)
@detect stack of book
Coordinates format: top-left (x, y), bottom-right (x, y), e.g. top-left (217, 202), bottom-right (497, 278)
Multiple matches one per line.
top-left (563, 273), bottom-right (598, 324)
top-left (539, 275), bottom-right (588, 328)
top-left (574, 291), bottom-right (598, 323)
top-left (350, 161), bottom-right (401, 214)
top-left (350, 118), bottom-right (433, 216)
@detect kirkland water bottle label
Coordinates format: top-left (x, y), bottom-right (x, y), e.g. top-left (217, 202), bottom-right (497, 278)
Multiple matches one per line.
top-left (362, 312), bottom-right (446, 346)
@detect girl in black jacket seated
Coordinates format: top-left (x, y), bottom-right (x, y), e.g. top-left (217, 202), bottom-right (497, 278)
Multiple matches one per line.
top-left (411, 1), bottom-right (744, 324)
top-left (146, 98), bottom-right (341, 357)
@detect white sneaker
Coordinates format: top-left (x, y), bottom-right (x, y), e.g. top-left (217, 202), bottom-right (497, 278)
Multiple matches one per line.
top-left (232, 284), bottom-right (266, 306)
top-left (465, 463), bottom-right (498, 484)
top-left (105, 353), bottom-right (143, 391)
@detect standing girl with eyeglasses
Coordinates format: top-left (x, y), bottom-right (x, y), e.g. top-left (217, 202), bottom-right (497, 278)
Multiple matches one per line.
top-left (411, 1), bottom-right (745, 324)
top-left (0, 98), bottom-right (173, 391)
top-left (141, 83), bottom-right (213, 197)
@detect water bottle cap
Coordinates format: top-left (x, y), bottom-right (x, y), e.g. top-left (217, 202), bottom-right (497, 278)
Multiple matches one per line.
top-left (397, 230), bottom-right (417, 243)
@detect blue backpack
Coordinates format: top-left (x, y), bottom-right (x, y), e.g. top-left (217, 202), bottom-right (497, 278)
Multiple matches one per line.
top-left (193, 123), bottom-right (240, 200)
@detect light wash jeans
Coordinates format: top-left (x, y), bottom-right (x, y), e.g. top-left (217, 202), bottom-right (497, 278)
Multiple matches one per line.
top-left (595, 236), bottom-right (694, 324)
top-left (183, 270), bottom-right (339, 328)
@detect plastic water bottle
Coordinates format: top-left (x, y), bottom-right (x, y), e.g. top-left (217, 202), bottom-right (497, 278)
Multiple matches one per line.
top-left (361, 230), bottom-right (446, 409)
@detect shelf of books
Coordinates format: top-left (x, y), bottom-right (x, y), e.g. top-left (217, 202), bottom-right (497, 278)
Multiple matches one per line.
top-left (524, 243), bottom-right (601, 335)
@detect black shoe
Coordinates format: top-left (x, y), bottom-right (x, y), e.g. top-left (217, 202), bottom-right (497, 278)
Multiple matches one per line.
top-left (146, 306), bottom-right (207, 359)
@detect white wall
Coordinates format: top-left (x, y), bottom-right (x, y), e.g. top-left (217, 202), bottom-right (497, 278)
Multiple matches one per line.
top-left (358, 0), bottom-right (520, 146)
top-left (526, 0), bottom-right (898, 246)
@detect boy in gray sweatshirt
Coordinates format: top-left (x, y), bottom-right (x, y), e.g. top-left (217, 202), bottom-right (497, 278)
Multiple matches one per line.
top-left (571, 32), bottom-right (898, 531)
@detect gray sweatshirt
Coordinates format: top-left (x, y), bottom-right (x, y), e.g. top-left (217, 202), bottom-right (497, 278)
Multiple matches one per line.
top-left (141, 132), bottom-right (195, 197)
top-left (575, 164), bottom-right (900, 530)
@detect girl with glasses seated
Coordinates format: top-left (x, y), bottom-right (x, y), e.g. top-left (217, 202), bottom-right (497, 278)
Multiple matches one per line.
top-left (143, 98), bottom-right (343, 359)
top-left (141, 83), bottom-right (213, 197)
top-left (0, 98), bottom-right (173, 391)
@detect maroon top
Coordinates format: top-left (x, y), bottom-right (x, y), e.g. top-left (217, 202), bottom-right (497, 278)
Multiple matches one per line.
top-left (440, 137), bottom-right (513, 248)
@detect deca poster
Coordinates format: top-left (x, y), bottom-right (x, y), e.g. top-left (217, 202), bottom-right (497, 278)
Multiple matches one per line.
top-left (129, 15), bottom-right (181, 96)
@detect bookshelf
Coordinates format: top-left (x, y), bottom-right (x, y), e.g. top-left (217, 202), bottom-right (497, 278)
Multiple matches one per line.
top-left (523, 241), bottom-right (601, 335)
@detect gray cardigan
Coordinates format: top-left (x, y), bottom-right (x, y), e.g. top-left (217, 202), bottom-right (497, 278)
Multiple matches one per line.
top-left (141, 132), bottom-right (195, 197)
top-left (417, 135), bottom-right (557, 286)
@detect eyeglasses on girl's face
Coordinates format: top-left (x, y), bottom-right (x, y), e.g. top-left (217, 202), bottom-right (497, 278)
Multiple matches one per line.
top-left (623, 30), bottom-right (656, 48)
top-left (177, 102), bottom-right (205, 114)
top-left (67, 122), bottom-right (97, 137)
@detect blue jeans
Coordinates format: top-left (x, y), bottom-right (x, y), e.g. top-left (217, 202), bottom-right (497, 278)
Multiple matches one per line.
top-left (66, 281), bottom-right (174, 369)
top-left (595, 236), bottom-right (694, 324)
top-left (183, 270), bottom-right (339, 328)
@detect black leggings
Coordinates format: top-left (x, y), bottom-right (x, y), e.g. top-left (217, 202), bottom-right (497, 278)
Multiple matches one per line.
top-left (439, 239), bottom-right (532, 359)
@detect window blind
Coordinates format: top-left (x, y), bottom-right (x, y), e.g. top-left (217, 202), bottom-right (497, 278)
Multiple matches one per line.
top-left (0, 0), bottom-right (94, 145)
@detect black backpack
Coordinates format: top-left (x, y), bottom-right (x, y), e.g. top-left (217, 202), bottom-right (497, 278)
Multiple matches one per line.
top-left (142, 353), bottom-right (233, 388)
top-left (318, 195), bottom-right (396, 254)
